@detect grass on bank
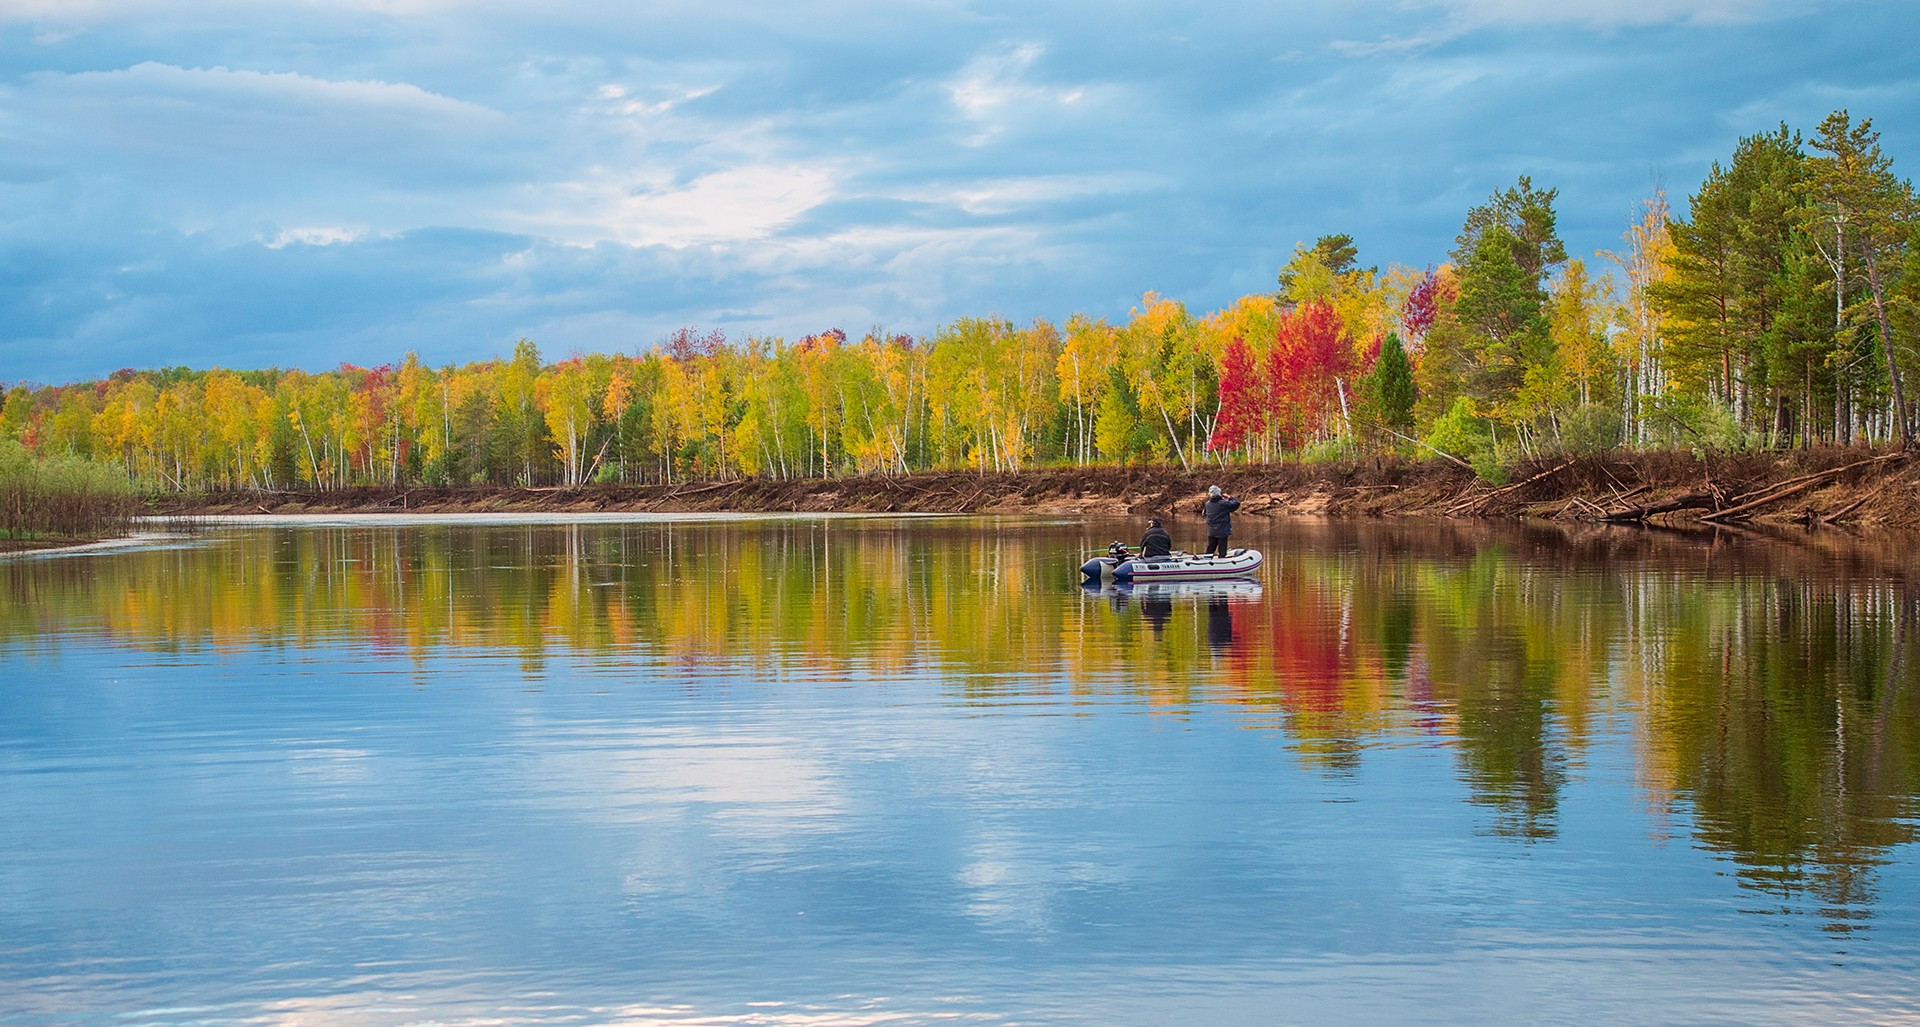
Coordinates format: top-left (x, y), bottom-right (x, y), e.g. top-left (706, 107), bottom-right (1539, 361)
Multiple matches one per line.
top-left (0, 440), bottom-right (140, 550)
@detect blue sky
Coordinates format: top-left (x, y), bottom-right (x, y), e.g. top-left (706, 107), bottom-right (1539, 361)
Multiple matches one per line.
top-left (3, 0), bottom-right (1915, 384)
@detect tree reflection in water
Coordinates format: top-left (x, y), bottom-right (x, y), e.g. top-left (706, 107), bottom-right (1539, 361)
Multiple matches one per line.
top-left (4, 515), bottom-right (1916, 931)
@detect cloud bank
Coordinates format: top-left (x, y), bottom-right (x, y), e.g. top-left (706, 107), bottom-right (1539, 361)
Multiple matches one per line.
top-left (0, 0), bottom-right (1914, 381)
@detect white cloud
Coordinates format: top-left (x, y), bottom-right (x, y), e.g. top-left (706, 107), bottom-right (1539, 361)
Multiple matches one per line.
top-left (41, 60), bottom-right (499, 124)
top-left (523, 164), bottom-right (839, 248)
top-left (946, 43), bottom-right (1092, 145)
top-left (260, 226), bottom-right (368, 248)
top-left (592, 81), bottom-right (721, 118)
top-left (901, 172), bottom-right (1163, 216)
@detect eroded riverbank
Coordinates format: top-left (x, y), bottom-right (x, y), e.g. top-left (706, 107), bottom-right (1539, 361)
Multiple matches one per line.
top-left (158, 447), bottom-right (1920, 533)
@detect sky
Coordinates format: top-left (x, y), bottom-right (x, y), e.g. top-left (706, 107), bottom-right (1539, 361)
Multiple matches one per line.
top-left (2, 0), bottom-right (1916, 384)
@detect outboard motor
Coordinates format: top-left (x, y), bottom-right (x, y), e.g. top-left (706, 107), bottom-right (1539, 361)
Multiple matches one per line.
top-left (1081, 541), bottom-right (1130, 581)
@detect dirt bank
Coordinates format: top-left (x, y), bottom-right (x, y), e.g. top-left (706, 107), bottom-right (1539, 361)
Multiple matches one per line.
top-left (159, 447), bottom-right (1920, 533)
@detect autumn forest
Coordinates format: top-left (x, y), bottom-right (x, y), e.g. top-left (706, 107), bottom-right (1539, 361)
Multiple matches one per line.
top-left (5, 110), bottom-right (1917, 495)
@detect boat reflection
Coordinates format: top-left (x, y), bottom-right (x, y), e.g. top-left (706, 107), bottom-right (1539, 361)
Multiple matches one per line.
top-left (1084, 577), bottom-right (1259, 644)
top-left (1083, 578), bottom-right (1266, 603)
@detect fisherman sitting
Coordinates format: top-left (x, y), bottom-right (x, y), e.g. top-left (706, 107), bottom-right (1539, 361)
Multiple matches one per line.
top-left (1139, 516), bottom-right (1173, 559)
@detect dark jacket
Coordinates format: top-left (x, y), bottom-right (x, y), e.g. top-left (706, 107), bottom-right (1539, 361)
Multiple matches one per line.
top-left (1140, 523), bottom-right (1172, 558)
top-left (1202, 495), bottom-right (1240, 536)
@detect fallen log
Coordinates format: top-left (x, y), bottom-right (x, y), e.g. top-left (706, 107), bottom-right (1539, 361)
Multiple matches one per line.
top-left (1699, 476), bottom-right (1831, 523)
top-left (1446, 459), bottom-right (1576, 516)
top-left (1600, 491), bottom-right (1716, 522)
top-left (663, 480), bottom-right (740, 500)
top-left (1721, 452), bottom-right (1907, 509)
top-left (1700, 455), bottom-right (1905, 523)
top-left (1486, 460), bottom-right (1574, 499)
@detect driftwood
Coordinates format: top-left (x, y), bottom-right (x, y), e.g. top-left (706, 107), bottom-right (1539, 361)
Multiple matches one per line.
top-left (1594, 452), bottom-right (1905, 525)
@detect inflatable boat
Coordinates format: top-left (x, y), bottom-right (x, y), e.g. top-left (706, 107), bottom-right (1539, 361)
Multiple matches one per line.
top-left (1081, 543), bottom-right (1263, 583)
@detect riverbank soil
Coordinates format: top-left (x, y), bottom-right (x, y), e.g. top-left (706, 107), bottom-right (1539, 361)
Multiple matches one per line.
top-left (159, 447), bottom-right (1920, 532)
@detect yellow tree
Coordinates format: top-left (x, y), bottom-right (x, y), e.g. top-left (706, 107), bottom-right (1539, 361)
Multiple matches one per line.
top-left (203, 370), bottom-right (271, 488)
top-left (862, 332), bottom-right (924, 473)
top-left (396, 353), bottom-right (444, 482)
top-left (1116, 293), bottom-right (1200, 468)
top-left (1056, 314), bottom-right (1118, 465)
top-left (1609, 190), bottom-right (1674, 445)
top-left (653, 357), bottom-right (696, 483)
top-left (92, 379), bottom-right (157, 481)
top-left (537, 357), bottom-right (605, 486)
top-left (153, 378), bottom-right (209, 490)
top-left (496, 339), bottom-right (545, 484)
top-left (926, 317), bottom-right (1022, 471)
top-left (1549, 260), bottom-right (1616, 409)
top-left (441, 361), bottom-right (498, 485)
top-left (792, 330), bottom-right (849, 475)
top-left (281, 371), bottom-right (348, 487)
top-left (603, 358), bottom-right (637, 479)
top-left (39, 387), bottom-right (99, 460)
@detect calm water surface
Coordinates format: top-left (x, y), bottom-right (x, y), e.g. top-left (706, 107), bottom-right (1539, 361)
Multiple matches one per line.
top-left (3, 515), bottom-right (1918, 1025)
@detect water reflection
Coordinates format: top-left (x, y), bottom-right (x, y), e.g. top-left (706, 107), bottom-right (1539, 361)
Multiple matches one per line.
top-left (1085, 579), bottom-right (1258, 648)
top-left (4, 515), bottom-right (1918, 941)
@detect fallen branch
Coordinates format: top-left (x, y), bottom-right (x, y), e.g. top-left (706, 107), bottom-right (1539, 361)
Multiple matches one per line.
top-left (663, 481), bottom-right (740, 500)
top-left (1820, 479), bottom-right (1896, 525)
top-left (1442, 459), bottom-right (1575, 517)
top-left (1483, 460), bottom-right (1574, 500)
top-left (1700, 477), bottom-right (1831, 522)
top-left (1364, 421), bottom-right (1474, 472)
top-left (1601, 491), bottom-right (1716, 522)
top-left (1702, 455), bottom-right (1905, 523)
top-left (1724, 452), bottom-right (1906, 508)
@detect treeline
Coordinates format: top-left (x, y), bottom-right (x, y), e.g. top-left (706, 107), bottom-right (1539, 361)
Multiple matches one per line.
top-left (4, 109), bottom-right (1915, 492)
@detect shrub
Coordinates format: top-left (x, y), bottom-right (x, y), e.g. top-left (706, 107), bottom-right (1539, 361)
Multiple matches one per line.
top-left (0, 439), bottom-right (139, 545)
top-left (1301, 435), bottom-right (1360, 463)
top-left (1559, 404), bottom-right (1623, 455)
top-left (1427, 397), bottom-right (1492, 458)
top-left (1641, 396), bottom-right (1751, 455)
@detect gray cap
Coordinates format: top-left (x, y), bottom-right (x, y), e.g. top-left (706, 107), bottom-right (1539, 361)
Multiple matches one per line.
top-left (1208, 485), bottom-right (1222, 498)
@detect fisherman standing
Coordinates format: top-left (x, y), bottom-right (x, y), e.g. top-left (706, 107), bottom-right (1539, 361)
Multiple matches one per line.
top-left (1201, 485), bottom-right (1240, 557)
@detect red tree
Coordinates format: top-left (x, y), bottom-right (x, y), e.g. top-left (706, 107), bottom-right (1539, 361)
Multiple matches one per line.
top-left (1400, 266), bottom-right (1442, 349)
top-left (1267, 300), bottom-right (1354, 448)
top-left (1209, 336), bottom-right (1265, 453)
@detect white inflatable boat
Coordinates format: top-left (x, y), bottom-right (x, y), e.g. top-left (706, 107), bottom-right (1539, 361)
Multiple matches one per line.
top-left (1081, 544), bottom-right (1263, 583)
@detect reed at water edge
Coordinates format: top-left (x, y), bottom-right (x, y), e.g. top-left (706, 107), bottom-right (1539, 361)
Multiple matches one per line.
top-left (0, 439), bottom-right (141, 550)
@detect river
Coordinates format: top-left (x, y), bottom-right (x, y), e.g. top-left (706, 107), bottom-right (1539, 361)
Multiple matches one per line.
top-left (3, 514), bottom-right (1917, 1024)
